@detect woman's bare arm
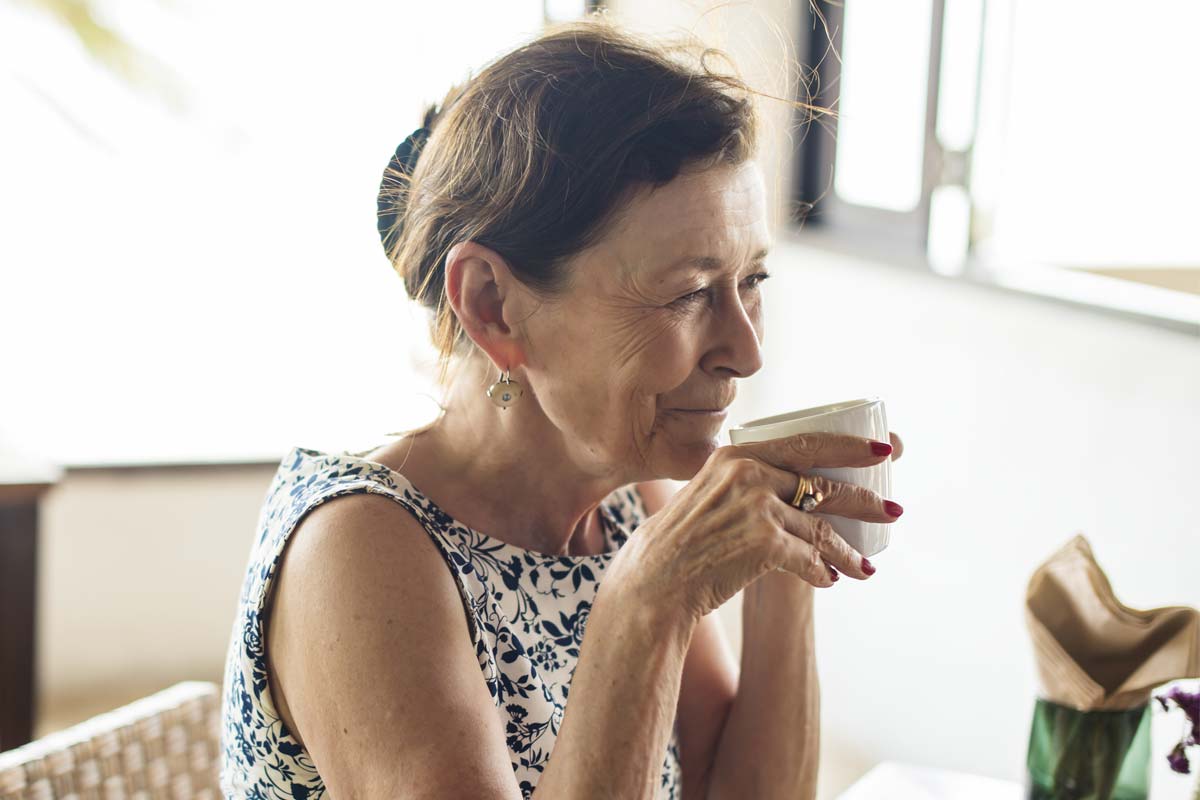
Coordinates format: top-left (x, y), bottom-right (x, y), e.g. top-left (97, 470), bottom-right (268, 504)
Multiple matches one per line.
top-left (705, 573), bottom-right (820, 799)
top-left (533, 567), bottom-right (695, 799)
top-left (268, 492), bottom-right (696, 800)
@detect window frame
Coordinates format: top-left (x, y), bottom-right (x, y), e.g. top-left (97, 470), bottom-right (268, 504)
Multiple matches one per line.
top-left (790, 0), bottom-right (1200, 337)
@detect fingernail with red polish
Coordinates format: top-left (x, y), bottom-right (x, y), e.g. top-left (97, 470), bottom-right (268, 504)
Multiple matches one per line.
top-left (884, 501), bottom-right (904, 518)
top-left (862, 558), bottom-right (876, 576)
top-left (828, 565), bottom-right (839, 582)
top-left (871, 441), bottom-right (893, 456)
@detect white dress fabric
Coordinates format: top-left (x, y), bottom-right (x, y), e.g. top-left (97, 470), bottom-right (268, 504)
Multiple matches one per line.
top-left (219, 445), bottom-right (682, 799)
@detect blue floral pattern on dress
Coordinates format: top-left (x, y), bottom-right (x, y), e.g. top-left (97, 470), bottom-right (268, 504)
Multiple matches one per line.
top-left (219, 445), bottom-right (682, 799)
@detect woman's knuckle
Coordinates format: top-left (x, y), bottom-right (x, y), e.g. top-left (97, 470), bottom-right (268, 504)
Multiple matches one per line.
top-left (810, 474), bottom-right (836, 497)
top-left (806, 545), bottom-right (825, 573)
top-left (751, 513), bottom-right (777, 544)
top-left (726, 456), bottom-right (759, 484)
top-left (759, 537), bottom-right (781, 567)
top-left (747, 482), bottom-right (774, 506)
top-left (788, 434), bottom-right (817, 457)
top-left (845, 485), bottom-right (884, 517)
top-left (809, 517), bottom-right (837, 549)
top-left (712, 444), bottom-right (739, 463)
top-left (765, 533), bottom-right (789, 566)
top-left (845, 482), bottom-right (872, 502)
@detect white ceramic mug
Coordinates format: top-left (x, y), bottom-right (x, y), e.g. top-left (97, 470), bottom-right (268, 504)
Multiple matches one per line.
top-left (727, 397), bottom-right (892, 558)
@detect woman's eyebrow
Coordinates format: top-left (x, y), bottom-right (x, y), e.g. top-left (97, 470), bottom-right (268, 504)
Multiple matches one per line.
top-left (668, 247), bottom-right (771, 272)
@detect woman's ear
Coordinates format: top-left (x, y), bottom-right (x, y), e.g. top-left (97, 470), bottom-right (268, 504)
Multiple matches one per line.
top-left (443, 241), bottom-right (530, 371)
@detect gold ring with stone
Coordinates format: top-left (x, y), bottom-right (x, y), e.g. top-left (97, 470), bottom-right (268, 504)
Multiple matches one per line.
top-left (790, 474), bottom-right (824, 512)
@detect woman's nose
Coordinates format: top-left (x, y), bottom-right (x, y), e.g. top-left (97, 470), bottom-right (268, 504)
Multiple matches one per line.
top-left (704, 289), bottom-right (763, 378)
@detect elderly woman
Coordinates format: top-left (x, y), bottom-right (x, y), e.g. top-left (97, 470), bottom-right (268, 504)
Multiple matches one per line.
top-left (219, 18), bottom-right (904, 800)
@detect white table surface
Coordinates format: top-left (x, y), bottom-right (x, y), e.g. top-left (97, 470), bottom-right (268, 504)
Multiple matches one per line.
top-left (837, 758), bottom-right (1199, 800)
top-left (836, 761), bottom-right (1023, 800)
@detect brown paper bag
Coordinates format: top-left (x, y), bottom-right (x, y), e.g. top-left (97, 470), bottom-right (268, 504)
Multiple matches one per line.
top-left (1025, 533), bottom-right (1200, 712)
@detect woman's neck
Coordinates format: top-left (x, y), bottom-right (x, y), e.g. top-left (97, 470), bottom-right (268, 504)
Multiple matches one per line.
top-left (368, 393), bottom-right (619, 556)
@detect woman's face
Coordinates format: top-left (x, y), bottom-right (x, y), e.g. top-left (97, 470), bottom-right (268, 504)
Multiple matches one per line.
top-left (523, 160), bottom-right (771, 482)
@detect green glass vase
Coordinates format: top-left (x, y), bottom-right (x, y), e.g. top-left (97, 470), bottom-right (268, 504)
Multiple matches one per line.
top-left (1025, 697), bottom-right (1152, 800)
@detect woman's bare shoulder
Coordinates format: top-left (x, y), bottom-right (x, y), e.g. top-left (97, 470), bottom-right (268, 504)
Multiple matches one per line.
top-left (266, 492), bottom-right (519, 797)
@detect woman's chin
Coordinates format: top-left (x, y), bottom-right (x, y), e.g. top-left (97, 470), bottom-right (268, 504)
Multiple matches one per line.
top-left (660, 438), bottom-right (720, 480)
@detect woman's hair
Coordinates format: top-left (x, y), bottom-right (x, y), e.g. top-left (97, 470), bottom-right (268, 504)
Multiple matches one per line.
top-left (378, 14), bottom-right (829, 395)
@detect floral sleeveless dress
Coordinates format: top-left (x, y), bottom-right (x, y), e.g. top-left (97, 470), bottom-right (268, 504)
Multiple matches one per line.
top-left (219, 445), bottom-right (682, 799)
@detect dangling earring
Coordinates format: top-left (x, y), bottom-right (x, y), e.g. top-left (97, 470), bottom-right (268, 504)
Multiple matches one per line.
top-left (486, 367), bottom-right (524, 410)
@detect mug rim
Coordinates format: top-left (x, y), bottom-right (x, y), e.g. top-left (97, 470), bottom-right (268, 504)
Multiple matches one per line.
top-left (731, 397), bottom-right (879, 434)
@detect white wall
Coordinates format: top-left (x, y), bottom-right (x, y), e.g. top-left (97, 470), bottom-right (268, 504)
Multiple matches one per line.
top-left (35, 465), bottom-right (268, 717)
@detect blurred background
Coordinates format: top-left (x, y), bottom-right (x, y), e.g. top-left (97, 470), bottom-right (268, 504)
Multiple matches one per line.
top-left (1, 0), bottom-right (1197, 797)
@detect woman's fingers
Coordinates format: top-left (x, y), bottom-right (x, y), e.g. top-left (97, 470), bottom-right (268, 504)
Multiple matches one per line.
top-left (751, 459), bottom-right (901, 524)
top-left (722, 431), bottom-right (905, 586)
top-left (736, 431), bottom-right (891, 472)
top-left (800, 473), bottom-right (900, 523)
top-left (788, 504), bottom-right (870, 580)
top-left (770, 499), bottom-right (865, 583)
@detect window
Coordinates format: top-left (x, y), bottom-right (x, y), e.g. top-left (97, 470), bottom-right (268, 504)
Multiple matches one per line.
top-left (792, 0), bottom-right (1200, 335)
top-left (0, 0), bottom-right (576, 466)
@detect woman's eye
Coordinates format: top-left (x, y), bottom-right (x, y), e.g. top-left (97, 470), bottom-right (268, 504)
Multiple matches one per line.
top-left (672, 275), bottom-right (772, 311)
top-left (673, 288), bottom-right (708, 306)
top-left (745, 271), bottom-right (772, 290)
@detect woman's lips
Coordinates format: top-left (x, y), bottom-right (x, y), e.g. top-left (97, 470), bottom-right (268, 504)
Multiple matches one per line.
top-left (669, 408), bottom-right (728, 417)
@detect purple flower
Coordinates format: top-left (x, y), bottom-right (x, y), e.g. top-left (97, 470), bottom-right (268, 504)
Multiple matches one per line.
top-left (1167, 742), bottom-right (1191, 774)
top-left (1155, 683), bottom-right (1200, 775)
top-left (1164, 686), bottom-right (1200, 742)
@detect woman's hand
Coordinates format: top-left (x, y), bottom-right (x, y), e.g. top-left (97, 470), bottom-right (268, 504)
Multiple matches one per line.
top-left (608, 431), bottom-right (904, 623)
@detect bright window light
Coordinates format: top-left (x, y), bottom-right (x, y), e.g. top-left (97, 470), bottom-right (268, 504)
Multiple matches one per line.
top-left (984, 0), bottom-right (1200, 270)
top-left (0, 0), bottom-right (544, 466)
top-left (833, 0), bottom-right (933, 213)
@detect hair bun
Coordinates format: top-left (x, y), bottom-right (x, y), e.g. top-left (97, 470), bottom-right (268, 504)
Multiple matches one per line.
top-left (377, 126), bottom-right (431, 258)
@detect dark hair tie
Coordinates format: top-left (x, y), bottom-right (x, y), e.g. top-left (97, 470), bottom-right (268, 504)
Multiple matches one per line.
top-left (377, 126), bottom-right (431, 257)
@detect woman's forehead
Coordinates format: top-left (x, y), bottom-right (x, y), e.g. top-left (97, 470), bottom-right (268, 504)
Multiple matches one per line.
top-left (606, 162), bottom-right (770, 277)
